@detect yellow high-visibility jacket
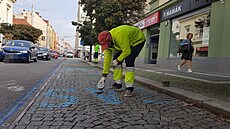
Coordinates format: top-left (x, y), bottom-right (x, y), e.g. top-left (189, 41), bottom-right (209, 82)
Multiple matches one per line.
top-left (102, 25), bottom-right (146, 75)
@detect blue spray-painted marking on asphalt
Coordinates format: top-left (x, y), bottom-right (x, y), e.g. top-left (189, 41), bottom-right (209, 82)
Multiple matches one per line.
top-left (0, 62), bottom-right (64, 125)
top-left (39, 88), bottom-right (78, 108)
top-left (143, 99), bottom-right (172, 105)
top-left (85, 88), bottom-right (121, 104)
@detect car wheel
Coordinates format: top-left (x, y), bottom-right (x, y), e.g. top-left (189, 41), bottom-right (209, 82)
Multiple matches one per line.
top-left (26, 54), bottom-right (31, 63)
top-left (46, 57), bottom-right (49, 60)
top-left (34, 57), bottom-right (37, 62)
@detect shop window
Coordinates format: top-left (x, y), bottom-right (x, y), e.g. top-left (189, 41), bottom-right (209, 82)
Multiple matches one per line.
top-left (184, 25), bottom-right (190, 34)
top-left (41, 36), bottom-right (45, 41)
top-left (169, 11), bottom-right (211, 57)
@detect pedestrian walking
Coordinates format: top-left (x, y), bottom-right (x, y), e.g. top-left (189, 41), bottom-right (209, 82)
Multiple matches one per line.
top-left (93, 43), bottom-right (100, 64)
top-left (178, 33), bottom-right (194, 72)
top-left (97, 25), bottom-right (146, 97)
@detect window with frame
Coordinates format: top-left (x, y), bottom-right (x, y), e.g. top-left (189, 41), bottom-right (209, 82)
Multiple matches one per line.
top-left (169, 11), bottom-right (211, 57)
top-left (41, 36), bottom-right (45, 41)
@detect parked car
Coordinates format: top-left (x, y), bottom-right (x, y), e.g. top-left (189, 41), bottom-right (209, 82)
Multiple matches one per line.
top-left (0, 46), bottom-right (5, 62)
top-left (49, 50), bottom-right (59, 59)
top-left (66, 52), bottom-right (74, 58)
top-left (37, 47), bottom-right (51, 60)
top-left (0, 40), bottom-right (38, 63)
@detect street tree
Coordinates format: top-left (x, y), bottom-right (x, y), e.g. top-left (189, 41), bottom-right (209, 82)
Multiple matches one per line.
top-left (79, 0), bottom-right (146, 32)
top-left (0, 23), bottom-right (42, 43)
top-left (78, 0), bottom-right (146, 61)
top-left (78, 21), bottom-right (97, 61)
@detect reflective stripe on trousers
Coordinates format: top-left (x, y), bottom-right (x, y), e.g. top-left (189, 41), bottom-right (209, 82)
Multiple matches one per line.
top-left (125, 67), bottom-right (135, 88)
top-left (113, 64), bottom-right (122, 82)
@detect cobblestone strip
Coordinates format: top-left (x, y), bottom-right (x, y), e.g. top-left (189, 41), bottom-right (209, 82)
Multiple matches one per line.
top-left (13, 60), bottom-right (230, 129)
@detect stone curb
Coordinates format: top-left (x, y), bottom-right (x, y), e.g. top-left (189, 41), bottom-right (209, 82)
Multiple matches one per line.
top-left (80, 59), bottom-right (230, 119)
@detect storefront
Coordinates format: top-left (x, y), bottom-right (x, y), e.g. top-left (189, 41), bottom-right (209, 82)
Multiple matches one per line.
top-left (161, 0), bottom-right (212, 58)
top-left (135, 12), bottom-right (160, 64)
top-left (155, 0), bottom-right (230, 72)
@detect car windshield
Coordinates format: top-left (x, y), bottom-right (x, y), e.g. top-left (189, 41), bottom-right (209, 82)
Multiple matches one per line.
top-left (67, 52), bottom-right (73, 54)
top-left (6, 40), bottom-right (30, 47)
top-left (38, 47), bottom-right (48, 51)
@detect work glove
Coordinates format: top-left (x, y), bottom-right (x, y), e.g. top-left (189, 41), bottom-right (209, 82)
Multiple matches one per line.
top-left (97, 76), bottom-right (106, 90)
top-left (112, 59), bottom-right (119, 67)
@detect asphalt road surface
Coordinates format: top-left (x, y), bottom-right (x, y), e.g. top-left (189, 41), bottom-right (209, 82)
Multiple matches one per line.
top-left (0, 58), bottom-right (63, 121)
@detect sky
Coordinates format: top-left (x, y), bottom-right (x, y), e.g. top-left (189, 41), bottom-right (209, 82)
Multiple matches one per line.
top-left (14, 0), bottom-right (78, 48)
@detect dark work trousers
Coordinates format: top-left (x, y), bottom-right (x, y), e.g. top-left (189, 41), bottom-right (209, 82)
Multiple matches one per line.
top-left (113, 41), bottom-right (145, 67)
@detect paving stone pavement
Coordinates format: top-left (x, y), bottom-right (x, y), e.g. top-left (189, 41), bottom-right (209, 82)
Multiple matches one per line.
top-left (12, 60), bottom-right (230, 129)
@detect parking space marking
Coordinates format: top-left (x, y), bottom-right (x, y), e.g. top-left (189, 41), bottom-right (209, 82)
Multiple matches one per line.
top-left (7, 86), bottom-right (24, 91)
top-left (39, 88), bottom-right (78, 108)
top-left (85, 87), bottom-right (121, 104)
top-left (0, 80), bottom-right (16, 88)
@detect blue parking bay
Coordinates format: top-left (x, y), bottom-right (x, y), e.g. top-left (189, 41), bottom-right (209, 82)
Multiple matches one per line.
top-left (85, 88), bottom-right (121, 105)
top-left (39, 88), bottom-right (78, 108)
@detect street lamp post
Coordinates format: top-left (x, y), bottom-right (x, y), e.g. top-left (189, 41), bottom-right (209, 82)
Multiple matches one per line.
top-left (71, 21), bottom-right (84, 59)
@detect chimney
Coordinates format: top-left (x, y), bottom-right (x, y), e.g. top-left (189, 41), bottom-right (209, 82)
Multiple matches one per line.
top-left (24, 16), bottom-right (27, 21)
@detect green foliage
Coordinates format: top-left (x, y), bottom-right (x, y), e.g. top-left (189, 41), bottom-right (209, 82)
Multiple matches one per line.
top-left (0, 23), bottom-right (42, 43)
top-left (78, 21), bottom-right (97, 46)
top-left (78, 0), bottom-right (146, 45)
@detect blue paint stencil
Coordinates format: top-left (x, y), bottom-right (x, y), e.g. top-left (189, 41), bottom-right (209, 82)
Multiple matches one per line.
top-left (39, 88), bottom-right (78, 108)
top-left (85, 88), bottom-right (121, 104)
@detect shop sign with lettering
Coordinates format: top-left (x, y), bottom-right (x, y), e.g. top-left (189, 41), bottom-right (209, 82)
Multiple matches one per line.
top-left (134, 12), bottom-right (160, 29)
top-left (161, 0), bottom-right (212, 21)
top-left (145, 12), bottom-right (160, 28)
top-left (190, 0), bottom-right (212, 10)
top-left (161, 0), bottom-right (190, 21)
top-left (134, 19), bottom-right (145, 29)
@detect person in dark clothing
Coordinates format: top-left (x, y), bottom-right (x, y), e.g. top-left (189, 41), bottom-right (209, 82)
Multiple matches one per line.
top-left (178, 33), bottom-right (194, 72)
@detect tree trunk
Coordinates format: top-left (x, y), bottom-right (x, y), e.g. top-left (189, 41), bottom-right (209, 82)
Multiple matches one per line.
top-left (89, 44), bottom-right (92, 62)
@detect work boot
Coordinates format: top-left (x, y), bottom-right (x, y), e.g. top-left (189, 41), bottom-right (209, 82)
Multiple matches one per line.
top-left (112, 83), bottom-right (123, 91)
top-left (124, 87), bottom-right (134, 97)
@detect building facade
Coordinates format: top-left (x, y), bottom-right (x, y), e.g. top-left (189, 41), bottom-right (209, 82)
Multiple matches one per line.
top-left (75, 4), bottom-right (89, 58)
top-left (0, 0), bottom-right (16, 46)
top-left (0, 0), bottom-right (16, 24)
top-left (136, 0), bottom-right (230, 74)
top-left (44, 20), bottom-right (56, 50)
top-left (14, 10), bottom-right (48, 47)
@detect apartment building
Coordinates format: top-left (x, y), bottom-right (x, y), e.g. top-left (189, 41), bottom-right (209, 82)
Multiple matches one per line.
top-left (0, 0), bottom-right (16, 46)
top-left (14, 10), bottom-right (54, 47)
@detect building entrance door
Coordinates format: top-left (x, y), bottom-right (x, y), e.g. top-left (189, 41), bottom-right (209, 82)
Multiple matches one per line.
top-left (149, 34), bottom-right (159, 64)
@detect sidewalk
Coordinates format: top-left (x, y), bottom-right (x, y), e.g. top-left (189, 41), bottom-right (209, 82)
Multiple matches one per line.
top-left (135, 64), bottom-right (230, 84)
top-left (8, 59), bottom-right (230, 129)
top-left (84, 60), bottom-right (230, 119)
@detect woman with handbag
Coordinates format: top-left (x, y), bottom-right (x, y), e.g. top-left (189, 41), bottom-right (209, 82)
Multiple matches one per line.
top-left (178, 33), bottom-right (194, 72)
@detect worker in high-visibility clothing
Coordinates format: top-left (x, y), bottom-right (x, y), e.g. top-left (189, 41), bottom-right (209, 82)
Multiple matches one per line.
top-left (97, 25), bottom-right (146, 97)
top-left (93, 43), bottom-right (100, 64)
